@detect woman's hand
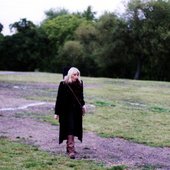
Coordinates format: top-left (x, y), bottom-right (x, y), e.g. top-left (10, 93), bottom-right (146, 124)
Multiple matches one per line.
top-left (54, 114), bottom-right (59, 120)
top-left (82, 105), bottom-right (86, 116)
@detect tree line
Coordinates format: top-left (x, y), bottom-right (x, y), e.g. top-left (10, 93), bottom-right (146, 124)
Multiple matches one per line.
top-left (0, 0), bottom-right (170, 81)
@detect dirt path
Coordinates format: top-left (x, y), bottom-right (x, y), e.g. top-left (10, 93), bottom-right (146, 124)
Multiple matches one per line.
top-left (0, 104), bottom-right (170, 170)
top-left (0, 80), bottom-right (170, 169)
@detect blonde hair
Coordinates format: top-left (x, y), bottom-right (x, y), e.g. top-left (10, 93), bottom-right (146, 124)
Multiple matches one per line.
top-left (64, 67), bottom-right (81, 83)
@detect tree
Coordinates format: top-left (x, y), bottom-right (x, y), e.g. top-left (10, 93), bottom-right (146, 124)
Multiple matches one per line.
top-left (0, 23), bottom-right (4, 41)
top-left (41, 14), bottom-right (88, 72)
top-left (0, 25), bottom-right (51, 71)
top-left (74, 21), bottom-right (98, 76)
top-left (44, 8), bottom-right (69, 20)
top-left (125, 0), bottom-right (170, 81)
top-left (81, 6), bottom-right (97, 21)
top-left (94, 12), bottom-right (130, 78)
top-left (9, 18), bottom-right (36, 33)
top-left (142, 0), bottom-right (170, 80)
top-left (42, 14), bottom-right (84, 46)
top-left (0, 23), bottom-right (3, 32)
top-left (125, 0), bottom-right (147, 80)
top-left (58, 40), bottom-right (84, 68)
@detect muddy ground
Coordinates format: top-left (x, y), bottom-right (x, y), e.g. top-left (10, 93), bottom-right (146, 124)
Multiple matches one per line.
top-left (0, 78), bottom-right (170, 170)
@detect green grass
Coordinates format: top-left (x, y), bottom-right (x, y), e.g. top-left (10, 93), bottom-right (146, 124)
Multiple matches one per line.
top-left (83, 78), bottom-right (170, 147)
top-left (0, 71), bottom-right (62, 84)
top-left (0, 137), bottom-right (125, 170)
top-left (0, 72), bottom-right (170, 147)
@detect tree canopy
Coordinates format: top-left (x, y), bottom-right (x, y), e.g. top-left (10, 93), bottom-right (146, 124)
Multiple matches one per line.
top-left (0, 1), bottom-right (170, 81)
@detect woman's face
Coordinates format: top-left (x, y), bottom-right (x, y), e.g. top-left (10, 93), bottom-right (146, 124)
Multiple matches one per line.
top-left (71, 72), bottom-right (79, 82)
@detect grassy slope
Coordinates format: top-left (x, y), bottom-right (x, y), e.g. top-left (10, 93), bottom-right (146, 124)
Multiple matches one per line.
top-left (0, 72), bottom-right (170, 147)
top-left (84, 78), bottom-right (170, 147)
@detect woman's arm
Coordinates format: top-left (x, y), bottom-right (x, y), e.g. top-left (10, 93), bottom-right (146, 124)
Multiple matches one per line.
top-left (54, 81), bottom-right (65, 116)
top-left (80, 80), bottom-right (85, 106)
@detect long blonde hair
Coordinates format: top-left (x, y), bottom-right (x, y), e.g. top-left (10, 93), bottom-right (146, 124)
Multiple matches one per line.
top-left (64, 67), bottom-right (81, 83)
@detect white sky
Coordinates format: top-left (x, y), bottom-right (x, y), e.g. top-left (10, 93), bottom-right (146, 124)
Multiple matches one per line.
top-left (0, 0), bottom-right (127, 35)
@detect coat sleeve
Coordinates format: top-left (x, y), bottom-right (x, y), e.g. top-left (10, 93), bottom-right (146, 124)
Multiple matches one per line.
top-left (54, 81), bottom-right (65, 116)
top-left (80, 80), bottom-right (85, 106)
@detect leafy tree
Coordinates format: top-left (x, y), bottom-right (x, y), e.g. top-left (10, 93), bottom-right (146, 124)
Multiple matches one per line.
top-left (1, 1), bottom-right (170, 80)
top-left (81, 6), bottom-right (97, 21)
top-left (0, 25), bottom-right (51, 71)
top-left (9, 18), bottom-right (36, 33)
top-left (125, 0), bottom-right (170, 80)
top-left (125, 0), bottom-right (147, 80)
top-left (41, 14), bottom-right (88, 73)
top-left (0, 23), bottom-right (3, 32)
top-left (44, 8), bottom-right (69, 20)
top-left (75, 21), bottom-right (97, 45)
top-left (142, 0), bottom-right (170, 80)
top-left (94, 12), bottom-right (130, 78)
top-left (58, 40), bottom-right (84, 68)
top-left (0, 23), bottom-right (4, 41)
top-left (74, 21), bottom-right (98, 76)
top-left (42, 14), bottom-right (84, 46)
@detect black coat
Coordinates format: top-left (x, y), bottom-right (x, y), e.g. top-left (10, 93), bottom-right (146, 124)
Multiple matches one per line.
top-left (55, 80), bottom-right (85, 144)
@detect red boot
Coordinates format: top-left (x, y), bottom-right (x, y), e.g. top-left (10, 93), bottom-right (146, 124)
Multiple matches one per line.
top-left (67, 135), bottom-right (75, 159)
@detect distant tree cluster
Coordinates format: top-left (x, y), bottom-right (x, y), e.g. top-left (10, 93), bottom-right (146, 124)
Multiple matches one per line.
top-left (0, 0), bottom-right (170, 81)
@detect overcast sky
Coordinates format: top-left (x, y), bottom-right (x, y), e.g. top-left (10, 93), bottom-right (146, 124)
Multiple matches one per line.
top-left (0, 0), bottom-right (127, 35)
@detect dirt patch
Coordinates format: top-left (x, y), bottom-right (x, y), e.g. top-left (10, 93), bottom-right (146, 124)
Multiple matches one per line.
top-left (0, 80), bottom-right (170, 170)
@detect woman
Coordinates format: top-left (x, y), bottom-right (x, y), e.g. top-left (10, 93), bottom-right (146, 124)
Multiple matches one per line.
top-left (54, 67), bottom-right (86, 159)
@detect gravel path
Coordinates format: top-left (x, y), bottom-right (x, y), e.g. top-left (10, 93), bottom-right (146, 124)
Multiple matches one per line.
top-left (0, 79), bottom-right (170, 169)
top-left (0, 105), bottom-right (170, 170)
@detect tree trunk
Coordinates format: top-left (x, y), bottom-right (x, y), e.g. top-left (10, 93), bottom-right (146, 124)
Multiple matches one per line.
top-left (134, 56), bottom-right (142, 80)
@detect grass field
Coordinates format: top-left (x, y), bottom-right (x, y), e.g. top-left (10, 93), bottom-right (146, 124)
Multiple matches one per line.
top-left (0, 71), bottom-right (170, 170)
top-left (1, 137), bottom-right (119, 170)
top-left (0, 71), bottom-right (170, 147)
top-left (83, 78), bottom-right (170, 147)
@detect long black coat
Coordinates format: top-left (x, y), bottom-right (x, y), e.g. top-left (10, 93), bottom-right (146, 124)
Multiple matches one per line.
top-left (55, 80), bottom-right (85, 144)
